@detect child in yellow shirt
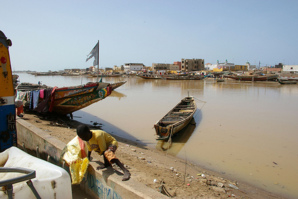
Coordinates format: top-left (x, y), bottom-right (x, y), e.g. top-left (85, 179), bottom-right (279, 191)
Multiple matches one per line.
top-left (77, 124), bottom-right (130, 181)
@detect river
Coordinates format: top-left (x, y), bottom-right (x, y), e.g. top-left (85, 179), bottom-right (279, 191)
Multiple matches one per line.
top-left (15, 72), bottom-right (298, 198)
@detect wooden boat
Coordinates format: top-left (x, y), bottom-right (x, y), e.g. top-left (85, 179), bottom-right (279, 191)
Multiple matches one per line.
top-left (16, 81), bottom-right (112, 115)
top-left (226, 74), bottom-right (278, 81)
top-left (279, 74), bottom-right (298, 82)
top-left (110, 81), bottom-right (127, 90)
top-left (137, 73), bottom-right (162, 79)
top-left (165, 75), bottom-right (204, 80)
top-left (89, 73), bottom-right (122, 77)
top-left (16, 82), bottom-right (48, 91)
top-left (0, 31), bottom-right (17, 152)
top-left (278, 79), bottom-right (297, 84)
top-left (216, 78), bottom-right (225, 82)
top-left (154, 96), bottom-right (197, 140)
top-left (0, 147), bottom-right (72, 198)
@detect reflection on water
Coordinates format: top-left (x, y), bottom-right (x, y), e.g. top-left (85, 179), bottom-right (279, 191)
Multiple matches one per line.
top-left (15, 73), bottom-right (298, 198)
top-left (110, 91), bottom-right (126, 100)
top-left (156, 118), bottom-right (197, 156)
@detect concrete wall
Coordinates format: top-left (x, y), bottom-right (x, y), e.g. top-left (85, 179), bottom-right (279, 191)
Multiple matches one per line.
top-left (16, 118), bottom-right (168, 199)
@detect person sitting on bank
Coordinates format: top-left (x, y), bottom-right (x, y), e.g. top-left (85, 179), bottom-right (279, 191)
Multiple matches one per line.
top-left (76, 124), bottom-right (131, 181)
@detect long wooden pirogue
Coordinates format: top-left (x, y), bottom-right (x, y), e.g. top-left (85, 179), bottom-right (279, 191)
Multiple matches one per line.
top-left (154, 96), bottom-right (197, 140)
top-left (16, 82), bottom-right (112, 115)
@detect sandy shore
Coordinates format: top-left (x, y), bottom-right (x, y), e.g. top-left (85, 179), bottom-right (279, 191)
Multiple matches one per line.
top-left (19, 112), bottom-right (286, 199)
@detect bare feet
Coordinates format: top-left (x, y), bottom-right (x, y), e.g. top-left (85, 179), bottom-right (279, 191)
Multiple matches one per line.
top-left (122, 170), bottom-right (131, 181)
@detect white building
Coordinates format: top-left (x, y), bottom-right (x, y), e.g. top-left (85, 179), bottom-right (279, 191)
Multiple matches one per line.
top-left (205, 60), bottom-right (235, 71)
top-left (283, 65), bottom-right (298, 72)
top-left (124, 63), bottom-right (144, 72)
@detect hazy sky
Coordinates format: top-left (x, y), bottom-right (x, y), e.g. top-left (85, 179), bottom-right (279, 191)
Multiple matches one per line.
top-left (2, 0), bottom-right (298, 72)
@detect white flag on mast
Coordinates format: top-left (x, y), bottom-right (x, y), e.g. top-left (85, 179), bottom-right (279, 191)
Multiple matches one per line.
top-left (86, 41), bottom-right (99, 66)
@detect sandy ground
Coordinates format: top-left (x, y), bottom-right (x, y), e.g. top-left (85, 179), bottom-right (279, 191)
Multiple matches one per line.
top-left (19, 112), bottom-right (285, 199)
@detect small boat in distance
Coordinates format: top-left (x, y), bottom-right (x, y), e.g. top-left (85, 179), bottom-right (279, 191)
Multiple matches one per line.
top-left (165, 75), bottom-right (205, 80)
top-left (225, 74), bottom-right (278, 81)
top-left (278, 79), bottom-right (297, 84)
top-left (137, 73), bottom-right (162, 79)
top-left (154, 96), bottom-right (197, 140)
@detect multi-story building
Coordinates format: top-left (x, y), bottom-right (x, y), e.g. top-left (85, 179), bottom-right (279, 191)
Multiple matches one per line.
top-left (124, 63), bottom-right (144, 72)
top-left (234, 65), bottom-right (248, 71)
top-left (181, 59), bottom-right (204, 72)
top-left (173, 61), bottom-right (181, 70)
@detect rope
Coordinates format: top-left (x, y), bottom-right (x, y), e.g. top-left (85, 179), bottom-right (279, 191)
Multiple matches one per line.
top-left (161, 126), bottom-right (173, 151)
top-left (193, 96), bottom-right (207, 110)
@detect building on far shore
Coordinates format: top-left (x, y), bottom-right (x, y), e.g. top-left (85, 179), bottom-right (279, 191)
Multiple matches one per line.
top-left (152, 63), bottom-right (179, 72)
top-left (181, 58), bottom-right (204, 72)
top-left (124, 63), bottom-right (144, 72)
top-left (174, 61), bottom-right (181, 70)
top-left (282, 65), bottom-right (298, 73)
top-left (205, 61), bottom-right (257, 71)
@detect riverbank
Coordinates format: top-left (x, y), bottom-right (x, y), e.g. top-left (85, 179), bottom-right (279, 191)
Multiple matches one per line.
top-left (18, 112), bottom-right (287, 199)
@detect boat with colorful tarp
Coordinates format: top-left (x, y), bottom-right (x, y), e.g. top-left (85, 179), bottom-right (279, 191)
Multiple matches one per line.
top-left (16, 81), bottom-right (112, 115)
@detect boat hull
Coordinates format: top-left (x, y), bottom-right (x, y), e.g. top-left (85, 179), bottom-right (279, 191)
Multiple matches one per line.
top-left (165, 75), bottom-right (204, 80)
top-left (110, 81), bottom-right (127, 90)
top-left (137, 74), bottom-right (162, 79)
top-left (0, 31), bottom-right (17, 152)
top-left (17, 82), bottom-right (112, 115)
top-left (155, 116), bottom-right (194, 140)
top-left (226, 74), bottom-right (278, 81)
top-left (51, 86), bottom-right (110, 114)
top-left (278, 79), bottom-right (297, 84)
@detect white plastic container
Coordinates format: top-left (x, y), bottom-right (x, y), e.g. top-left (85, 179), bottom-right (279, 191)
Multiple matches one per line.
top-left (0, 147), bottom-right (72, 199)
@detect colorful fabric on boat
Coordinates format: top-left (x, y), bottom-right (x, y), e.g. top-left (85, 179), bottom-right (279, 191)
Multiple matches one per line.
top-left (34, 88), bottom-right (53, 113)
top-left (39, 89), bottom-right (45, 99)
top-left (86, 130), bottom-right (118, 155)
top-left (32, 90), bottom-right (40, 109)
top-left (16, 91), bottom-right (27, 101)
top-left (49, 87), bottom-right (57, 112)
top-left (62, 136), bottom-right (89, 184)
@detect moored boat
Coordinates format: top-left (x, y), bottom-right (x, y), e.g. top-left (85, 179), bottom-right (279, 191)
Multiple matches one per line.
top-left (278, 79), bottom-right (297, 84)
top-left (110, 81), bottom-right (127, 90)
top-left (165, 75), bottom-right (205, 80)
top-left (16, 81), bottom-right (112, 115)
top-left (154, 96), bottom-right (197, 140)
top-left (226, 74), bottom-right (278, 81)
top-left (137, 73), bottom-right (162, 79)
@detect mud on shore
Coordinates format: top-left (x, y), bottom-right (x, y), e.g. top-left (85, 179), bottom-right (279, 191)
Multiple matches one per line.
top-left (18, 112), bottom-right (285, 199)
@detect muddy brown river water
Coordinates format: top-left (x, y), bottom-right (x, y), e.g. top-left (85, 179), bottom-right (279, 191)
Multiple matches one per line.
top-left (16, 72), bottom-right (298, 198)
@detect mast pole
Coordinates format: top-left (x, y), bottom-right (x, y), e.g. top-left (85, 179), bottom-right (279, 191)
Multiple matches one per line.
top-left (97, 40), bottom-right (99, 82)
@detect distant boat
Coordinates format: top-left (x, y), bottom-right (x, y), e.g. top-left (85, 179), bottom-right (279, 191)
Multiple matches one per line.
top-left (165, 75), bottom-right (205, 80)
top-left (226, 74), bottom-right (278, 81)
top-left (278, 79), bottom-right (297, 84)
top-left (137, 73), bottom-right (162, 79)
top-left (154, 96), bottom-right (197, 140)
top-left (89, 73), bottom-right (122, 77)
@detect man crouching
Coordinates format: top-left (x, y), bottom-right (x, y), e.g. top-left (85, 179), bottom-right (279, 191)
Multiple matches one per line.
top-left (77, 124), bottom-right (131, 181)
